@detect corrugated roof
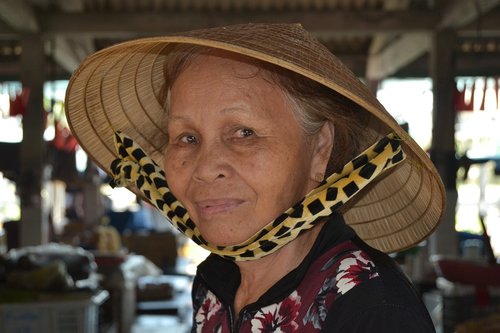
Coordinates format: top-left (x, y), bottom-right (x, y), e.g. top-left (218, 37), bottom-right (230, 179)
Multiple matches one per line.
top-left (0, 0), bottom-right (499, 79)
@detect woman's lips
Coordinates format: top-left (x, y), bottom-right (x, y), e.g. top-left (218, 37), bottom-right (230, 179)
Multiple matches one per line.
top-left (195, 198), bottom-right (245, 217)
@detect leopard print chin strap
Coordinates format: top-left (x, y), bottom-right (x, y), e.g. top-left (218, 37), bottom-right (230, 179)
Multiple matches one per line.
top-left (109, 132), bottom-right (405, 261)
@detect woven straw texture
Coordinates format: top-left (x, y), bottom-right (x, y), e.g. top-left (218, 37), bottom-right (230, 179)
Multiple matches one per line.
top-left (65, 23), bottom-right (445, 253)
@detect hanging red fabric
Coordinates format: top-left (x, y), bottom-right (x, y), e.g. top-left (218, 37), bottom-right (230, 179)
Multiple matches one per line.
top-left (454, 85), bottom-right (468, 112)
top-left (52, 119), bottom-right (78, 153)
top-left (455, 81), bottom-right (474, 112)
top-left (9, 87), bottom-right (30, 117)
top-left (479, 77), bottom-right (487, 111)
top-left (469, 81), bottom-right (475, 111)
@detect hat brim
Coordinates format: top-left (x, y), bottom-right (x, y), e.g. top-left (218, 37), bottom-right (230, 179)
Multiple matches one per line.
top-left (65, 23), bottom-right (445, 253)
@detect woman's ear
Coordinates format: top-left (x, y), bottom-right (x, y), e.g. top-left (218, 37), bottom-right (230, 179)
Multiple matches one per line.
top-left (310, 121), bottom-right (334, 182)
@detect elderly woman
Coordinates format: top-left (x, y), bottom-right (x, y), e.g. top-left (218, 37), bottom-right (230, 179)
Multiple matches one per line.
top-left (66, 23), bottom-right (444, 332)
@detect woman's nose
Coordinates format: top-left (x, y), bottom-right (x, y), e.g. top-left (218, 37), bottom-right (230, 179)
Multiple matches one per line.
top-left (192, 140), bottom-right (231, 183)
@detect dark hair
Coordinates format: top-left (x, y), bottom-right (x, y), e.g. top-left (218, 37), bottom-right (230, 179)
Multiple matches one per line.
top-left (159, 44), bottom-right (371, 174)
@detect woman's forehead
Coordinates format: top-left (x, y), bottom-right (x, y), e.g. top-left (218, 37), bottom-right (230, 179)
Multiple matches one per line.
top-left (171, 53), bottom-right (283, 102)
top-left (182, 51), bottom-right (268, 80)
top-left (167, 55), bottom-right (299, 125)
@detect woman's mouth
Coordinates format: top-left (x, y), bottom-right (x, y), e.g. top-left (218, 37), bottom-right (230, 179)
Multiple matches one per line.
top-left (195, 198), bottom-right (245, 217)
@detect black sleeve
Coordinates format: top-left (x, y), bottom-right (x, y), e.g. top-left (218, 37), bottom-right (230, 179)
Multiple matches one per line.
top-left (321, 238), bottom-right (436, 333)
top-left (323, 303), bottom-right (436, 333)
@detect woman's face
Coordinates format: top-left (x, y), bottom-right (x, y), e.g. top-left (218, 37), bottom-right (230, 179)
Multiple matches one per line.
top-left (163, 52), bottom-right (329, 246)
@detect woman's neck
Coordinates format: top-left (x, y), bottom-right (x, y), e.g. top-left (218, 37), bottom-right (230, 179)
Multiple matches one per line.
top-left (233, 223), bottom-right (323, 315)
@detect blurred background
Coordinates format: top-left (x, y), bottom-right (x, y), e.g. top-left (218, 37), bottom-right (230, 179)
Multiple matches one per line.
top-left (0, 1), bottom-right (500, 332)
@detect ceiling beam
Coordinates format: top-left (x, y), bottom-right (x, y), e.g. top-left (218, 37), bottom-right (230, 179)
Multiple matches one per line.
top-left (367, 0), bottom-right (410, 81)
top-left (0, 3), bottom-right (498, 79)
top-left (52, 36), bottom-right (94, 74)
top-left (1, 8), bottom-right (498, 38)
top-left (439, 0), bottom-right (500, 28)
top-left (56, 0), bottom-right (85, 12)
top-left (46, 0), bottom-right (94, 77)
top-left (3, 45), bottom-right (499, 81)
top-left (0, 59), bottom-right (81, 81)
top-left (367, 33), bottom-right (430, 80)
top-left (34, 10), bottom-right (439, 37)
top-left (0, 0), bottom-right (93, 83)
top-left (0, 18), bottom-right (16, 36)
top-left (396, 51), bottom-right (500, 78)
top-left (366, 1), bottom-right (500, 80)
top-left (460, 9), bottom-right (500, 36)
top-left (0, 0), bottom-right (39, 32)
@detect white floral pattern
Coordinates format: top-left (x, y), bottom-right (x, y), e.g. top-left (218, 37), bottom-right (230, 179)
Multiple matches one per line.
top-left (191, 242), bottom-right (381, 332)
top-left (195, 289), bottom-right (222, 333)
top-left (335, 250), bottom-right (379, 295)
top-left (251, 291), bottom-right (302, 332)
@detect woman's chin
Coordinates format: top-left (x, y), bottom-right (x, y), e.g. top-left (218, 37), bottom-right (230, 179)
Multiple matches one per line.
top-left (199, 229), bottom-right (252, 248)
top-left (194, 216), bottom-right (259, 247)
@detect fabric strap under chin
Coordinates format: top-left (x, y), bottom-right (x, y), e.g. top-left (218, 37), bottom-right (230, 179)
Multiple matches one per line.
top-left (109, 131), bottom-right (405, 261)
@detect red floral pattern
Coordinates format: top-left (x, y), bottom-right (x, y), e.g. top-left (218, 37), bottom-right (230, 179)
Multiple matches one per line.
top-left (335, 250), bottom-right (379, 295)
top-left (194, 289), bottom-right (227, 332)
top-left (191, 241), bottom-right (380, 332)
top-left (250, 291), bottom-right (301, 332)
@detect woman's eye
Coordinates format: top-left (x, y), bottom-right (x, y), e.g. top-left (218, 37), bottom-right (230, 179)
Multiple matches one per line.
top-left (180, 134), bottom-right (198, 144)
top-left (237, 128), bottom-right (254, 138)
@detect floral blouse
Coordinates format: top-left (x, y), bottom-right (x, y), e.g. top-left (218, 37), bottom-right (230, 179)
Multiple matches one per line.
top-left (191, 214), bottom-right (436, 333)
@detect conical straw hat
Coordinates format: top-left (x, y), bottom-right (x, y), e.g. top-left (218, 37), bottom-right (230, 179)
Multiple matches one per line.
top-left (65, 23), bottom-right (445, 253)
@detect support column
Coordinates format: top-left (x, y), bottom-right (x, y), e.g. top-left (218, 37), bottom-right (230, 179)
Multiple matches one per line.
top-left (365, 79), bottom-right (380, 96)
top-left (83, 160), bottom-right (104, 226)
top-left (429, 29), bottom-right (459, 256)
top-left (19, 33), bottom-right (48, 246)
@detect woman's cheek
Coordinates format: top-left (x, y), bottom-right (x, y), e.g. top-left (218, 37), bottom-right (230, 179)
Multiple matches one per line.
top-left (165, 147), bottom-right (187, 168)
top-left (164, 150), bottom-right (183, 182)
